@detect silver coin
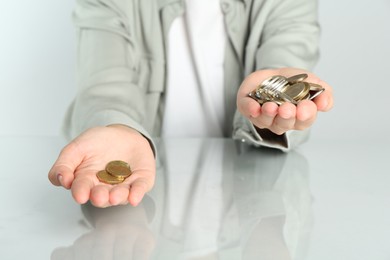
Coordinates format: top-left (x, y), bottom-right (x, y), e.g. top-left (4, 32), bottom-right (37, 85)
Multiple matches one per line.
top-left (308, 83), bottom-right (325, 100)
top-left (308, 83), bottom-right (324, 91)
top-left (309, 88), bottom-right (325, 100)
top-left (287, 74), bottom-right (308, 84)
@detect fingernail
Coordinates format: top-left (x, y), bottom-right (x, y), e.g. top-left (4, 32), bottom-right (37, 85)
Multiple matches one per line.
top-left (57, 174), bottom-right (63, 186)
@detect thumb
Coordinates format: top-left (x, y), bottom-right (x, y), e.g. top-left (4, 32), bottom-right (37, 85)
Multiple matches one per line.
top-left (48, 142), bottom-right (83, 189)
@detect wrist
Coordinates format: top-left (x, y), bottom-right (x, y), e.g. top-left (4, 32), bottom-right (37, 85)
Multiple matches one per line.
top-left (106, 124), bottom-right (141, 135)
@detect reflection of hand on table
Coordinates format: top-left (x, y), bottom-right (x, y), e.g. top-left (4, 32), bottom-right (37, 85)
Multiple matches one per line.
top-left (232, 145), bottom-right (312, 259)
top-left (237, 68), bottom-right (334, 135)
top-left (51, 202), bottom-right (155, 260)
top-left (48, 124), bottom-right (155, 207)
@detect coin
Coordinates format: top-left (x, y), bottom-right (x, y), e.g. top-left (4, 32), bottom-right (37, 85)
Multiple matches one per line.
top-left (248, 73), bottom-right (325, 105)
top-left (273, 90), bottom-right (297, 105)
top-left (308, 83), bottom-right (325, 100)
top-left (283, 82), bottom-right (310, 101)
top-left (96, 170), bottom-right (124, 185)
top-left (262, 75), bottom-right (289, 92)
top-left (286, 74), bottom-right (308, 84)
top-left (106, 160), bottom-right (132, 178)
top-left (96, 160), bottom-right (132, 185)
top-left (308, 82), bottom-right (324, 91)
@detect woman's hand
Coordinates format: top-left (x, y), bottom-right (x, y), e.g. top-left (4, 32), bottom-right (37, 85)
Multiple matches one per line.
top-left (237, 68), bottom-right (333, 135)
top-left (48, 125), bottom-right (155, 208)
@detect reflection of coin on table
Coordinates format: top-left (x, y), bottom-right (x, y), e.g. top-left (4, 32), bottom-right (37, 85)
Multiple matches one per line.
top-left (96, 160), bottom-right (132, 185)
top-left (248, 73), bottom-right (325, 105)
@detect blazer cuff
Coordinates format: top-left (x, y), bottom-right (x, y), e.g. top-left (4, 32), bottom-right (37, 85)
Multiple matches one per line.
top-left (63, 109), bottom-right (157, 157)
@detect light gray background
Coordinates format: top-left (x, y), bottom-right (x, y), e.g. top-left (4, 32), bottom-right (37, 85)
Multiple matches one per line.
top-left (1, 0), bottom-right (389, 141)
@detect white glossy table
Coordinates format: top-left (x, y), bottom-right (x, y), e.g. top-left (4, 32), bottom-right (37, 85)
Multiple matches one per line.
top-left (0, 136), bottom-right (389, 260)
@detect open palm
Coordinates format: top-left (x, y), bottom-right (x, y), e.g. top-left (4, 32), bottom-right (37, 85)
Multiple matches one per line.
top-left (48, 125), bottom-right (155, 207)
top-left (237, 68), bottom-right (333, 135)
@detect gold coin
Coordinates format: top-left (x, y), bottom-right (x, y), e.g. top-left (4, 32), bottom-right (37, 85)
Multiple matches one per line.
top-left (106, 160), bottom-right (132, 178)
top-left (283, 82), bottom-right (310, 101)
top-left (96, 170), bottom-right (124, 185)
top-left (286, 74), bottom-right (308, 85)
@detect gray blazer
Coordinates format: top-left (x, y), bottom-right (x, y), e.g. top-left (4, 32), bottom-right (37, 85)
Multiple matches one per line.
top-left (64, 0), bottom-right (320, 152)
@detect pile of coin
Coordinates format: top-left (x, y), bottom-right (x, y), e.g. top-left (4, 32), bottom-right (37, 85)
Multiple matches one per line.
top-left (248, 74), bottom-right (325, 105)
top-left (96, 160), bottom-right (132, 185)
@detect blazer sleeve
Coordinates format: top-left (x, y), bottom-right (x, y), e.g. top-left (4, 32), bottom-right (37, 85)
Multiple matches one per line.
top-left (62, 0), bottom-right (157, 153)
top-left (233, 0), bottom-right (320, 151)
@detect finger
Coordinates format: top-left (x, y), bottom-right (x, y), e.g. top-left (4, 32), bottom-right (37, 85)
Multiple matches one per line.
top-left (71, 174), bottom-right (96, 205)
top-left (109, 185), bottom-right (130, 206)
top-left (48, 142), bottom-right (83, 189)
top-left (90, 185), bottom-right (111, 208)
top-left (295, 100), bottom-right (317, 130)
top-left (315, 88), bottom-right (334, 112)
top-left (270, 102), bottom-right (296, 134)
top-left (252, 102), bottom-right (278, 129)
top-left (128, 177), bottom-right (154, 207)
top-left (313, 80), bottom-right (334, 112)
top-left (278, 102), bottom-right (297, 120)
top-left (237, 97), bottom-right (261, 118)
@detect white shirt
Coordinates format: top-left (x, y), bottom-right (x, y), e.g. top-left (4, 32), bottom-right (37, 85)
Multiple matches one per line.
top-left (161, 0), bottom-right (226, 137)
top-left (161, 0), bottom-right (226, 255)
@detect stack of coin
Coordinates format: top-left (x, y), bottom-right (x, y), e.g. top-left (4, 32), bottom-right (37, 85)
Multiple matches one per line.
top-left (248, 74), bottom-right (325, 105)
top-left (96, 160), bottom-right (132, 185)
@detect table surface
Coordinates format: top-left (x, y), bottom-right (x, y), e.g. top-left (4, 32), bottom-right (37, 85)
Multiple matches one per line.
top-left (0, 136), bottom-right (389, 260)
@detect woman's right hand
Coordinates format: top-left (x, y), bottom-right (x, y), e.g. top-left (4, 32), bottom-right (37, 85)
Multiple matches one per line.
top-left (48, 125), bottom-right (155, 208)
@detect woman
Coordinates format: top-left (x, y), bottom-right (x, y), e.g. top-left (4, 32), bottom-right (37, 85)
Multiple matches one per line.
top-left (48, 0), bottom-right (333, 208)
